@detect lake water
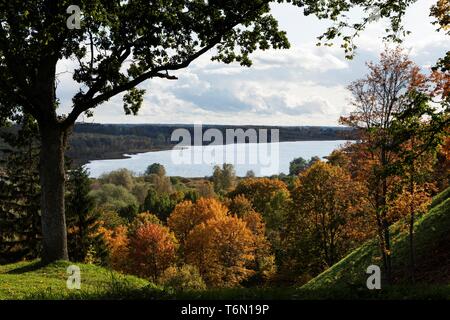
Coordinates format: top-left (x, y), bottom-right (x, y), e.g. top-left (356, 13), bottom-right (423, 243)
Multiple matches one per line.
top-left (85, 140), bottom-right (352, 178)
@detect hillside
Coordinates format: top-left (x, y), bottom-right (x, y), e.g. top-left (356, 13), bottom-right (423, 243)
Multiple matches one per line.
top-left (303, 188), bottom-right (450, 291)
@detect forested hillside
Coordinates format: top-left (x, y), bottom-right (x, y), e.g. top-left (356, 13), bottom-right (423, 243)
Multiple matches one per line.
top-left (303, 188), bottom-right (450, 291)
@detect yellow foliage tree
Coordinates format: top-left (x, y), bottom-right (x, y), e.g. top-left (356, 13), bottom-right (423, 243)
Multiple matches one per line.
top-left (289, 161), bottom-right (370, 276)
top-left (167, 198), bottom-right (228, 245)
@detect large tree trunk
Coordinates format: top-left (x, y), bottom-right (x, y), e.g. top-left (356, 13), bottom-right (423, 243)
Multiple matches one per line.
top-left (39, 123), bottom-right (69, 263)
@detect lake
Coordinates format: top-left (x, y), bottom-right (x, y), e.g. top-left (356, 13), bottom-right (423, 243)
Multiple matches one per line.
top-left (85, 140), bottom-right (352, 178)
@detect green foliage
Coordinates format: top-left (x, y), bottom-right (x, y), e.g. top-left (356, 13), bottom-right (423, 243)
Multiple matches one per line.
top-left (1, 260), bottom-right (448, 300)
top-left (99, 169), bottom-right (135, 190)
top-left (97, 210), bottom-right (127, 229)
top-left (287, 161), bottom-right (368, 281)
top-left (130, 182), bottom-right (150, 205)
top-left (289, 156), bottom-right (320, 176)
top-left (145, 163), bottom-right (166, 176)
top-left (147, 173), bottom-right (173, 194)
top-left (212, 163), bottom-right (237, 195)
top-left (142, 187), bottom-right (178, 222)
top-left (431, 187), bottom-right (450, 208)
top-left (230, 178), bottom-right (290, 231)
top-left (90, 183), bottom-right (139, 212)
top-left (118, 203), bottom-right (139, 222)
top-left (129, 212), bottom-right (163, 234)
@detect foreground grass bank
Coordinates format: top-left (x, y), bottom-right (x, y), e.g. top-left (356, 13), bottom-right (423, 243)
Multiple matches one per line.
top-left (0, 260), bottom-right (156, 300)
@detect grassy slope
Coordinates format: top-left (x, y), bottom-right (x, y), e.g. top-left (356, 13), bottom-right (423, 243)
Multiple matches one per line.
top-left (303, 188), bottom-right (450, 291)
top-left (0, 260), bottom-right (158, 300)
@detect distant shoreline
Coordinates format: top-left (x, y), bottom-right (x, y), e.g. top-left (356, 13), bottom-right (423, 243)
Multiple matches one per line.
top-left (78, 138), bottom-right (355, 166)
top-left (61, 123), bottom-right (357, 166)
top-left (84, 140), bottom-right (354, 178)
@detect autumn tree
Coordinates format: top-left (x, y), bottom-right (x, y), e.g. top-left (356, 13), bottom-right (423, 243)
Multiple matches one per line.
top-left (167, 198), bottom-right (228, 246)
top-left (185, 215), bottom-right (256, 287)
top-left (242, 211), bottom-right (276, 282)
top-left (196, 181), bottom-right (216, 199)
top-left (340, 47), bottom-right (428, 282)
top-left (431, 0), bottom-right (450, 73)
top-left (227, 194), bottom-right (256, 218)
top-left (226, 194), bottom-right (276, 281)
top-left (128, 222), bottom-right (178, 281)
top-left (157, 264), bottom-right (206, 292)
top-left (288, 161), bottom-right (370, 278)
top-left (100, 225), bottom-right (129, 272)
top-left (229, 177), bottom-right (290, 266)
top-left (128, 211), bottom-right (162, 233)
top-left (386, 80), bottom-right (449, 282)
top-left (0, 0), bottom-right (417, 262)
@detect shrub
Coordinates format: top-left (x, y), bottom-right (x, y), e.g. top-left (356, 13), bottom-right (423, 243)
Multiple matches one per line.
top-left (158, 265), bottom-right (206, 292)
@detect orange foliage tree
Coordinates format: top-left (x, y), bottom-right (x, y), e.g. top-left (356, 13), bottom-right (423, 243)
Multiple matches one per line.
top-left (128, 222), bottom-right (178, 281)
top-left (184, 215), bottom-right (256, 287)
top-left (100, 224), bottom-right (130, 273)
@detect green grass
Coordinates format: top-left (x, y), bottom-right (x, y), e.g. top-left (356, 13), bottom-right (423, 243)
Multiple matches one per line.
top-left (303, 187), bottom-right (450, 291)
top-left (0, 260), bottom-right (161, 300)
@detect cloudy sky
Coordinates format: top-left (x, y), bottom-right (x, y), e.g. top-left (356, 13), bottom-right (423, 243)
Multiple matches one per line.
top-left (56, 0), bottom-right (449, 126)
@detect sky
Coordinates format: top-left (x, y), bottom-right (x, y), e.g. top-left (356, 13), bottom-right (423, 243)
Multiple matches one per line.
top-left (56, 0), bottom-right (449, 126)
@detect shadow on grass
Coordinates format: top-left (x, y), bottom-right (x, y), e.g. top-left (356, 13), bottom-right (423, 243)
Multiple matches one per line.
top-left (5, 260), bottom-right (47, 274)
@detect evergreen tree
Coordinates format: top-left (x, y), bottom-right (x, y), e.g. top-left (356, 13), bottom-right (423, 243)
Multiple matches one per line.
top-left (66, 167), bottom-right (107, 263)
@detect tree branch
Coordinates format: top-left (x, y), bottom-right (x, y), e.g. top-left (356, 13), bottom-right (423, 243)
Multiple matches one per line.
top-left (62, 34), bottom-right (222, 129)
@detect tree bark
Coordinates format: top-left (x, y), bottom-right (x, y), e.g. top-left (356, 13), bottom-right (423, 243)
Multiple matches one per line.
top-left (39, 123), bottom-right (69, 263)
